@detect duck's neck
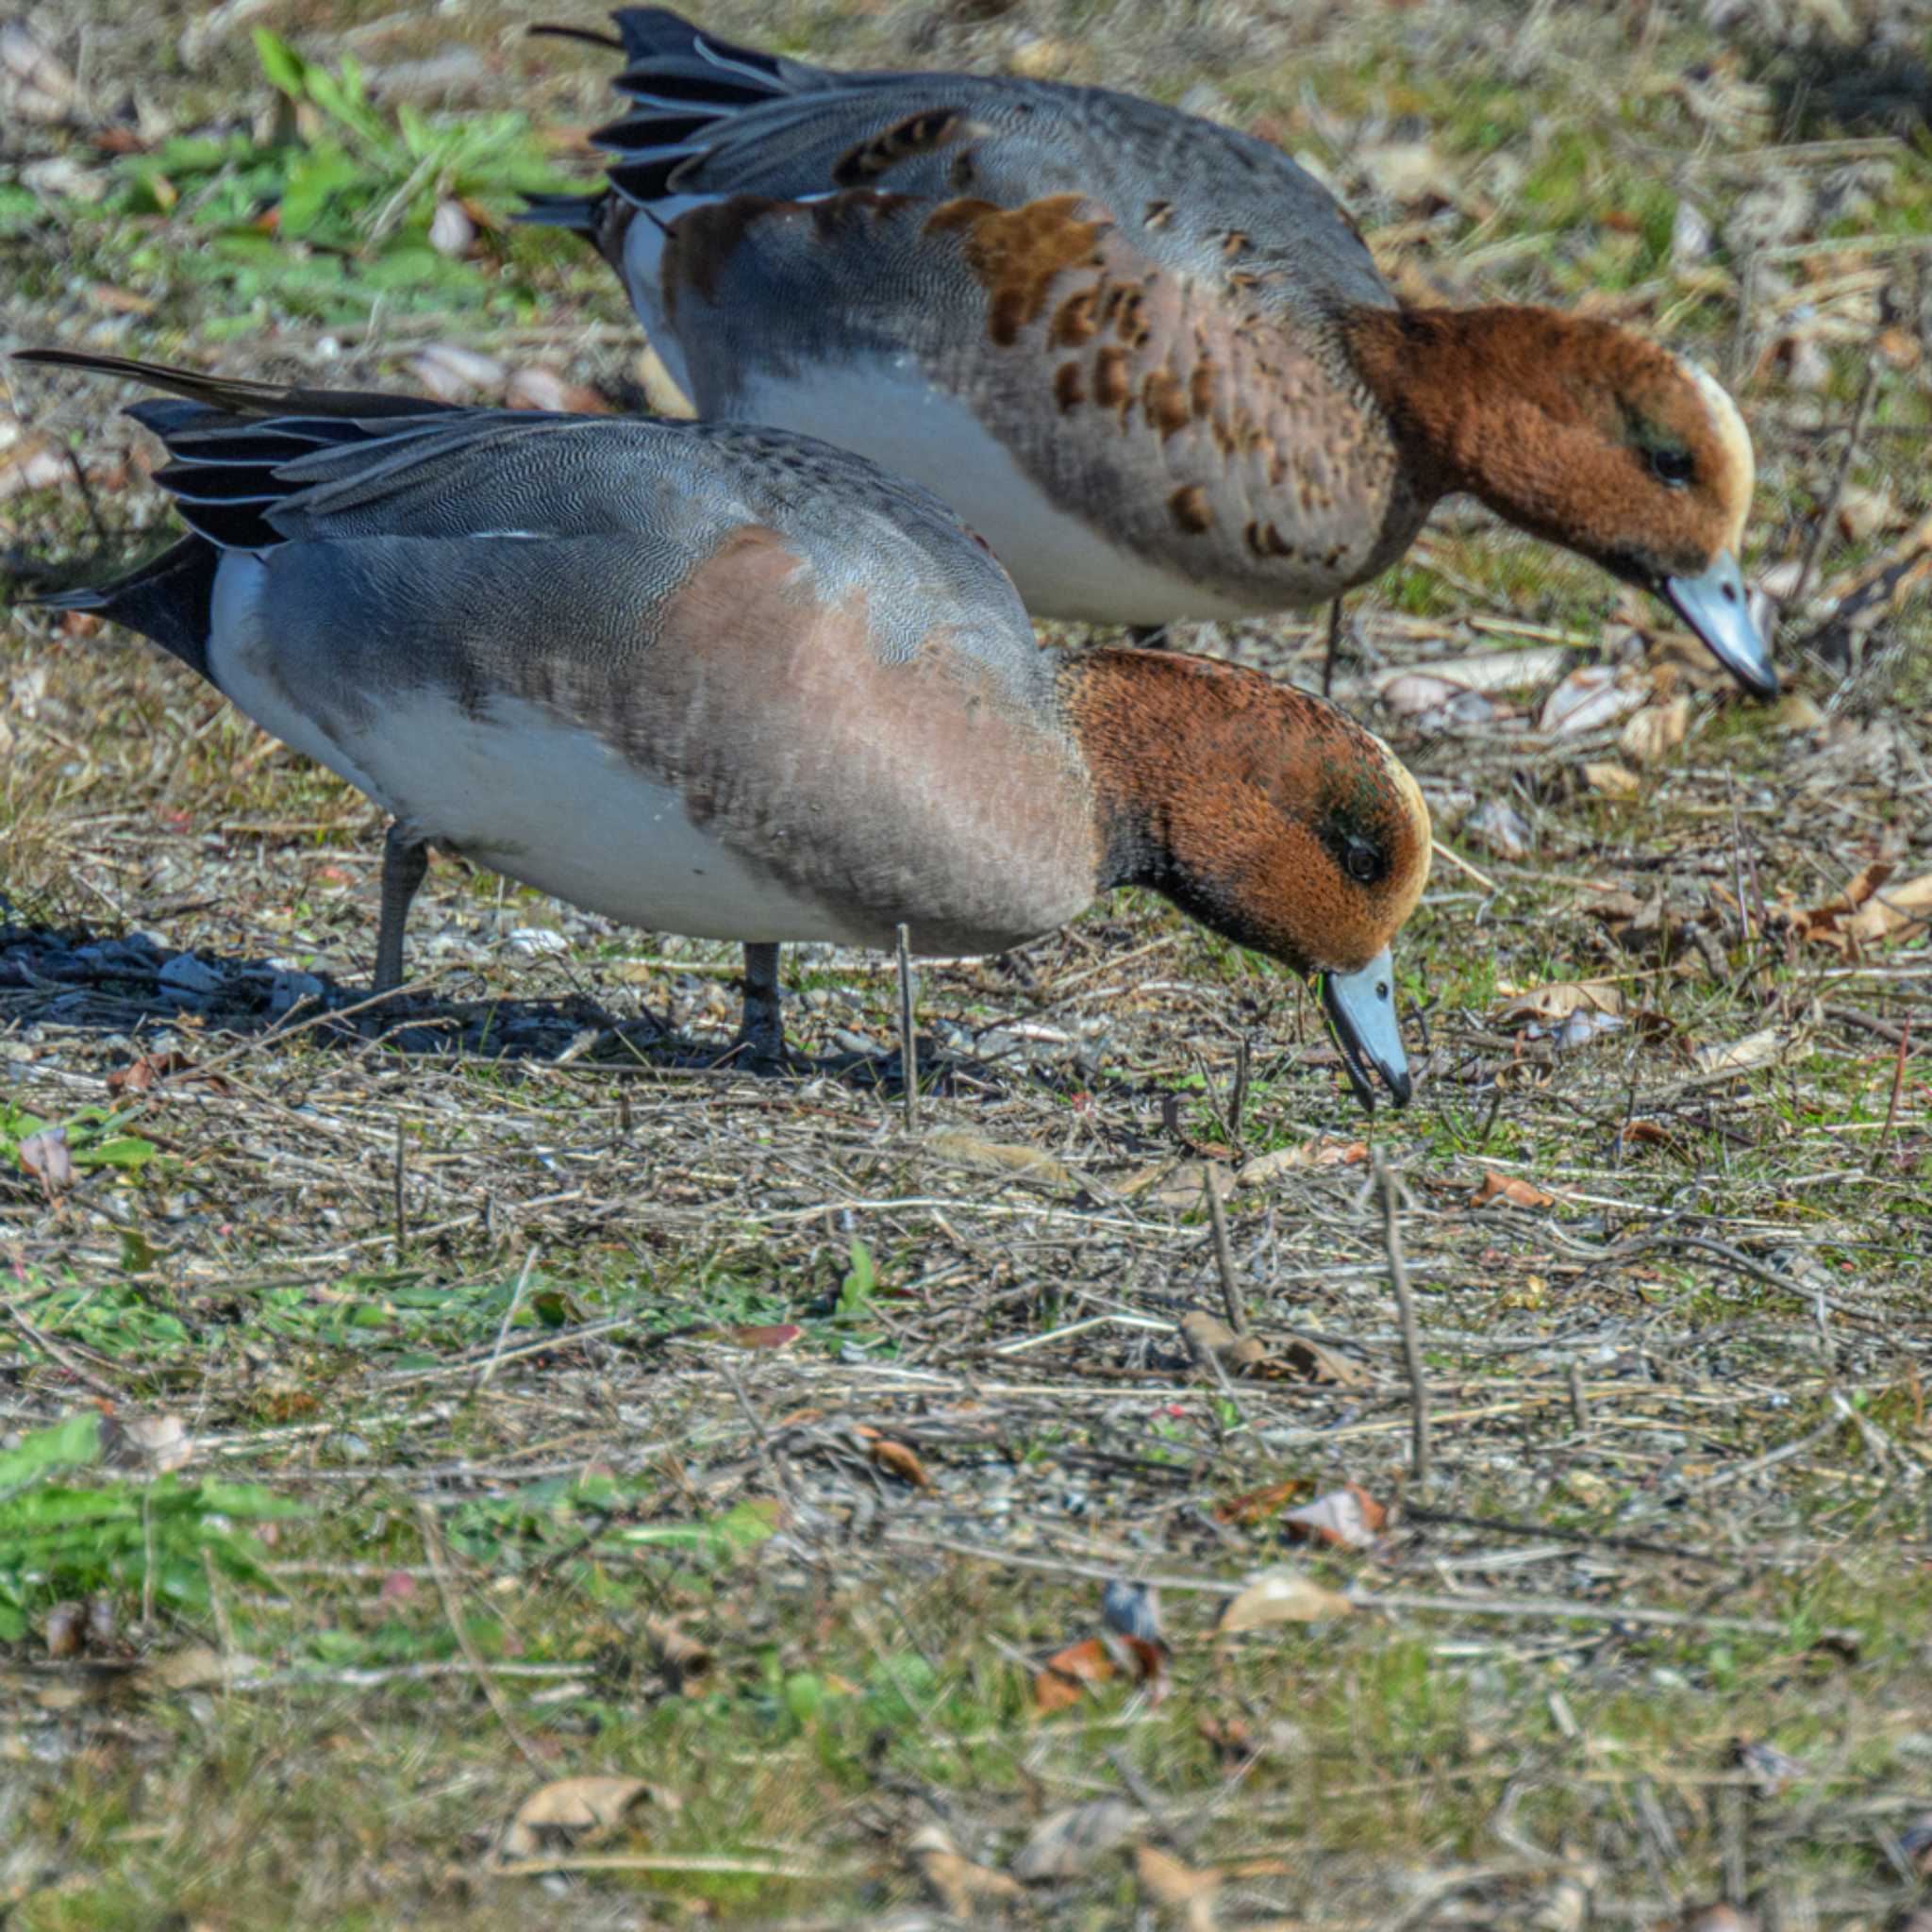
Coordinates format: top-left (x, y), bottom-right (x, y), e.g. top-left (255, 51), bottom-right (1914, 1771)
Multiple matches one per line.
top-left (1340, 304), bottom-right (1581, 518)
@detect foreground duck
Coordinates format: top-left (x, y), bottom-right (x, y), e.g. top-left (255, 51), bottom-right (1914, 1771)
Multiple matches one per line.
top-left (528, 8), bottom-right (1773, 695)
top-left (16, 349), bottom-right (1431, 1107)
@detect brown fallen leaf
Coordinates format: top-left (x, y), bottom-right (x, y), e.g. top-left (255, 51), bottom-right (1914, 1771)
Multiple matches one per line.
top-left (1281, 1483), bottom-right (1387, 1551)
top-left (723, 1323), bottom-right (802, 1350)
top-left (498, 1774), bottom-right (676, 1862)
top-left (504, 366), bottom-right (611, 414)
top-left (908, 1823), bottom-right (1024, 1915)
top-left (1495, 980), bottom-right (1624, 1026)
top-left (1034, 1631), bottom-right (1168, 1713)
top-left (1844, 869), bottom-right (1932, 947)
top-left (1583, 760), bottom-right (1641, 799)
top-left (1692, 1028), bottom-right (1789, 1077)
top-left (1217, 1566), bottom-right (1353, 1632)
top-left (1012, 1797), bottom-right (1143, 1881)
top-left (18, 1126), bottom-right (73, 1197)
top-left (1216, 1478), bottom-right (1313, 1526)
top-left (1619, 696), bottom-right (1691, 765)
top-left (1034, 1636), bottom-right (1116, 1713)
top-left (855, 1426), bottom-right (931, 1487)
top-left (1135, 1841), bottom-right (1222, 1932)
top-left (1180, 1310), bottom-right (1265, 1373)
top-left (1793, 859), bottom-right (1893, 953)
top-left (1470, 1171), bottom-right (1556, 1210)
top-left (924, 1130), bottom-right (1078, 1190)
top-left (107, 1050), bottom-right (233, 1097)
top-left (139, 1643), bottom-right (264, 1692)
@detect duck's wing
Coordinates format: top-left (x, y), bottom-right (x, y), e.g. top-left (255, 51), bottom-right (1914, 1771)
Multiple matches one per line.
top-left (21, 349), bottom-right (1032, 690)
top-left (533, 8), bottom-right (1389, 339)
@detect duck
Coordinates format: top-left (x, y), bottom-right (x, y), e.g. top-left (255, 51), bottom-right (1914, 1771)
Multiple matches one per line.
top-left (14, 347), bottom-right (1432, 1108)
top-left (525, 8), bottom-right (1774, 695)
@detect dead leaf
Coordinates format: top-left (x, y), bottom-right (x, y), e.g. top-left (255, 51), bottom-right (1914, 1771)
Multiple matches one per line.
top-left (1033, 1636), bottom-right (1118, 1713)
top-left (1470, 1171), bottom-right (1556, 1210)
top-left (1495, 980), bottom-right (1624, 1027)
top-left (1281, 1483), bottom-right (1387, 1551)
top-left (855, 1425), bottom-right (931, 1487)
top-left (1692, 1028), bottom-right (1788, 1077)
top-left (1619, 697), bottom-right (1691, 765)
top-left (1217, 1566), bottom-right (1353, 1632)
top-left (1583, 760), bottom-right (1641, 799)
top-left (1180, 1310), bottom-right (1265, 1373)
top-left (503, 366), bottom-right (610, 414)
top-left (908, 1823), bottom-right (1024, 1914)
top-left (404, 342), bottom-right (507, 402)
top-left (1033, 1631), bottom-right (1168, 1713)
top-left (140, 1644), bottom-right (263, 1691)
top-left (723, 1324), bottom-right (802, 1350)
top-left (1012, 1797), bottom-right (1143, 1881)
top-left (1793, 860), bottom-right (1893, 953)
top-left (1240, 1138), bottom-right (1369, 1183)
top-left (104, 1413), bottom-right (192, 1474)
top-left (19, 1126), bottom-right (73, 1196)
top-left (106, 1050), bottom-right (233, 1097)
top-left (1844, 870), bottom-right (1932, 947)
top-left (924, 1130), bottom-right (1077, 1189)
top-left (1135, 1842), bottom-right (1223, 1931)
top-left (1540, 665), bottom-right (1646, 735)
top-left (498, 1774), bottom-right (676, 1862)
top-left (1216, 1478), bottom-right (1313, 1526)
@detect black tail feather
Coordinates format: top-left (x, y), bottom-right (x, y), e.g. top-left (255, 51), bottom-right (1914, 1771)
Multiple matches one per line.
top-left (13, 348), bottom-right (459, 423)
top-left (25, 537), bottom-right (220, 682)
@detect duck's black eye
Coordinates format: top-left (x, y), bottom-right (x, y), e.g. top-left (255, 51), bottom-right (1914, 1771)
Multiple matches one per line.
top-left (1649, 445), bottom-right (1695, 489)
top-left (1345, 840), bottom-right (1383, 884)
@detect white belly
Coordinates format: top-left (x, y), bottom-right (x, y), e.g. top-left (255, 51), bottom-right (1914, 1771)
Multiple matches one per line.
top-left (207, 556), bottom-right (858, 945)
top-left (733, 361), bottom-right (1262, 626)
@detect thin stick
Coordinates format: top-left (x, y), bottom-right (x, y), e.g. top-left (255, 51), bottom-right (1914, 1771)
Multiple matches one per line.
top-left (1430, 838), bottom-right (1499, 894)
top-left (417, 1502), bottom-right (546, 1772)
top-left (1787, 357), bottom-right (1880, 616)
top-left (1204, 1170), bottom-right (1246, 1336)
top-left (391, 1116), bottom-right (408, 1256)
top-left (1376, 1148), bottom-right (1431, 1484)
top-left (895, 922), bottom-right (918, 1130)
top-left (1567, 1360), bottom-right (1591, 1434)
top-left (1874, 1017), bottom-right (1912, 1174)
top-left (494, 1854), bottom-right (862, 1880)
top-left (475, 1246), bottom-right (541, 1392)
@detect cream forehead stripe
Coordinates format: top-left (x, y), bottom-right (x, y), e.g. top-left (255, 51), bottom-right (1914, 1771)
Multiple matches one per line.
top-left (1678, 357), bottom-right (1757, 552)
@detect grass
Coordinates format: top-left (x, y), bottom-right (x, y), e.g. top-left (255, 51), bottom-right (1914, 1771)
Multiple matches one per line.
top-left (3, 0), bottom-right (1932, 1925)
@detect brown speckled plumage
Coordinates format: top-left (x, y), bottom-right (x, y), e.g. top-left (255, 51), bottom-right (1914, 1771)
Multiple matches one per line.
top-left (533, 9), bottom-right (1769, 685)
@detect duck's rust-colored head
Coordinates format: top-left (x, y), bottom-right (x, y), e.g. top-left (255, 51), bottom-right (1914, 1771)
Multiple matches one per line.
top-left (1349, 305), bottom-right (1771, 694)
top-left (1066, 649), bottom-right (1431, 1106)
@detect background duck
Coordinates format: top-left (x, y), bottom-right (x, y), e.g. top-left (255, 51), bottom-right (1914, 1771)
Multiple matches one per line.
top-left (18, 348), bottom-right (1431, 1108)
top-left (527, 7), bottom-right (1774, 696)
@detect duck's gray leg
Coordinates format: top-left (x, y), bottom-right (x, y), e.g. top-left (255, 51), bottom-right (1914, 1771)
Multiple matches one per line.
top-left (734, 941), bottom-right (785, 1060)
top-left (374, 825), bottom-right (428, 995)
top-left (1321, 599), bottom-right (1344, 698)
